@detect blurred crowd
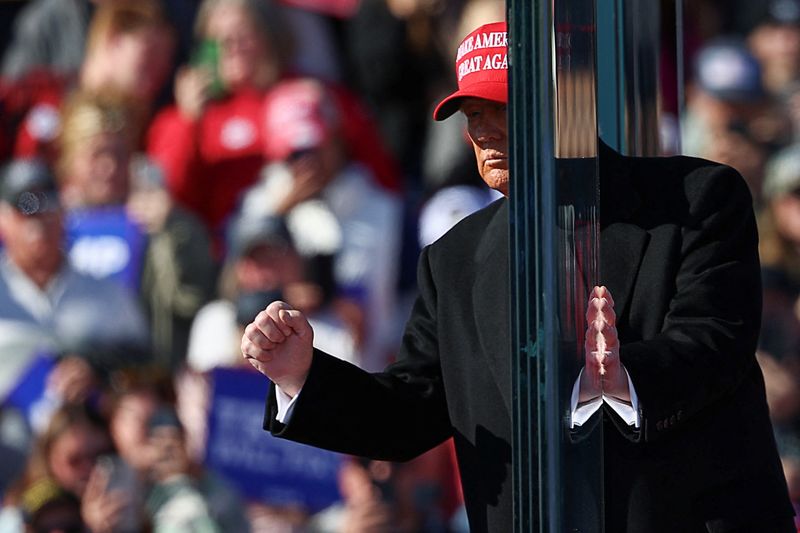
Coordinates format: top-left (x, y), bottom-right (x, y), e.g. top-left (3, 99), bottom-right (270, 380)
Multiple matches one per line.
top-left (2, 0), bottom-right (800, 531)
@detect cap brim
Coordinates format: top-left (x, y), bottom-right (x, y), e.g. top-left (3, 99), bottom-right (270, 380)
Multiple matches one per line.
top-left (432, 81), bottom-right (508, 121)
top-left (6, 190), bottom-right (60, 215)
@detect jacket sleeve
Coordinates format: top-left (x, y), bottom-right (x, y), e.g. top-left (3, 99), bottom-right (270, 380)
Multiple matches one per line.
top-left (264, 246), bottom-right (452, 461)
top-left (620, 164), bottom-right (763, 441)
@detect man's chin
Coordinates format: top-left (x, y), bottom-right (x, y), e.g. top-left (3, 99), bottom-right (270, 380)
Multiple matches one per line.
top-left (481, 171), bottom-right (509, 196)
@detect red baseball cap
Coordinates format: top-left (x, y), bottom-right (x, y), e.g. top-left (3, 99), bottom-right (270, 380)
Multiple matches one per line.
top-left (262, 78), bottom-right (337, 161)
top-left (433, 21), bottom-right (508, 121)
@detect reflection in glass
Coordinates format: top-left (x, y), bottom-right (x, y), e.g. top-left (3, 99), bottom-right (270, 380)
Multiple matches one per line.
top-left (509, 0), bottom-right (604, 531)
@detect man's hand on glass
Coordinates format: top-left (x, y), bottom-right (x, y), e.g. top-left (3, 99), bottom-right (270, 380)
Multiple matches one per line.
top-left (580, 285), bottom-right (631, 405)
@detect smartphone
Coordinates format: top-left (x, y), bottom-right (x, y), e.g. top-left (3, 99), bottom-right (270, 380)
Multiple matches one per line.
top-left (95, 455), bottom-right (142, 533)
top-left (191, 39), bottom-right (226, 99)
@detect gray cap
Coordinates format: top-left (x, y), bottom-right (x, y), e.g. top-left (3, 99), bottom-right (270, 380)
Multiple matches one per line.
top-left (0, 159), bottom-right (60, 215)
top-left (228, 214), bottom-right (293, 259)
top-left (769, 0), bottom-right (800, 24)
top-left (695, 39), bottom-right (765, 103)
top-left (763, 145), bottom-right (800, 200)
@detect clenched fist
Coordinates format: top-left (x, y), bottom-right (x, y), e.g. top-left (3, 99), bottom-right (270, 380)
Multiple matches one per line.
top-left (241, 300), bottom-right (314, 397)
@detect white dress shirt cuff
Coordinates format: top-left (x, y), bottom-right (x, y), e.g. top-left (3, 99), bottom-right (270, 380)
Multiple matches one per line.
top-left (570, 368), bottom-right (640, 428)
top-left (275, 386), bottom-right (301, 424)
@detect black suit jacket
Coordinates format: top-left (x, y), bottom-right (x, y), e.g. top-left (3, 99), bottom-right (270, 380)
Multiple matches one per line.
top-left (265, 150), bottom-right (793, 532)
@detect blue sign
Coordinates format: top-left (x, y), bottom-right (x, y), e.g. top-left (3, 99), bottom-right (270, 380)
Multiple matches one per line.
top-left (2, 353), bottom-right (56, 432)
top-left (205, 367), bottom-right (342, 512)
top-left (64, 207), bottom-right (148, 291)
top-left (3, 353), bottom-right (53, 409)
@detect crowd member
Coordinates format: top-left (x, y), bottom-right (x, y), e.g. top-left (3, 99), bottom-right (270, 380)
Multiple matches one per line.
top-left (0, 69), bottom-right (68, 164)
top-left (682, 38), bottom-right (791, 203)
top-left (0, 0), bottom-right (178, 165)
top-left (181, 214), bottom-right (357, 471)
top-left (749, 0), bottom-right (800, 98)
top-left (79, 0), bottom-right (177, 111)
top-left (239, 78), bottom-right (403, 371)
top-left (0, 404), bottom-right (132, 533)
top-left (56, 91), bottom-right (140, 211)
top-left (104, 370), bottom-right (172, 472)
top-left (188, 213), bottom-right (358, 372)
top-left (0, 159), bottom-right (148, 398)
top-left (146, 0), bottom-right (294, 250)
top-left (144, 406), bottom-right (251, 533)
top-left (281, 4), bottom-right (344, 83)
top-left (2, 0), bottom-right (196, 85)
top-left (147, 0), bottom-right (401, 253)
top-left (1, 0), bottom-right (94, 81)
top-left (129, 156), bottom-right (217, 370)
top-left (757, 146), bottom-right (800, 436)
top-left (0, 3), bottom-right (27, 63)
top-left (243, 21), bottom-right (794, 532)
top-left (342, 0), bottom-right (450, 179)
top-left (15, 477), bottom-right (86, 533)
top-left (418, 183), bottom-right (502, 247)
top-left (760, 145), bottom-right (800, 287)
top-left (309, 437), bottom-right (463, 533)
top-left (56, 91), bottom-right (216, 370)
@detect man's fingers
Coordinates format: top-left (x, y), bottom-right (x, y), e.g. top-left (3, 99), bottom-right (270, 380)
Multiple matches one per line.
top-left (595, 349), bottom-right (608, 375)
top-left (245, 318), bottom-right (280, 348)
top-left (594, 285), bottom-right (615, 307)
top-left (594, 321), bottom-right (619, 348)
top-left (241, 323), bottom-right (276, 362)
top-left (586, 297), bottom-right (617, 325)
top-left (585, 324), bottom-right (597, 347)
top-left (584, 322), bottom-right (619, 354)
top-left (254, 308), bottom-right (293, 344)
top-left (264, 301), bottom-right (295, 337)
top-left (279, 308), bottom-right (311, 337)
top-left (241, 301), bottom-right (311, 365)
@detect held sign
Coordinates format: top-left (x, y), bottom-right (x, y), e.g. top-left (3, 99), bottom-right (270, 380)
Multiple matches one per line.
top-left (64, 206), bottom-right (147, 291)
top-left (205, 367), bottom-right (342, 511)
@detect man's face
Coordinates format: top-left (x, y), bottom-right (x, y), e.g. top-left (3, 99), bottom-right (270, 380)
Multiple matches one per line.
top-left (108, 26), bottom-right (175, 101)
top-left (461, 97), bottom-right (509, 196)
top-left (65, 132), bottom-right (131, 207)
top-left (0, 203), bottom-right (63, 275)
top-left (206, 3), bottom-right (268, 90)
top-left (236, 242), bottom-right (302, 292)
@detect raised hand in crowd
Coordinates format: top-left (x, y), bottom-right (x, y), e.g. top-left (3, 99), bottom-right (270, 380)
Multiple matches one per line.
top-left (47, 356), bottom-right (98, 405)
top-left (174, 66), bottom-right (214, 121)
top-left (274, 151), bottom-right (332, 215)
top-left (80, 459), bottom-right (136, 533)
top-left (331, 458), bottom-right (395, 533)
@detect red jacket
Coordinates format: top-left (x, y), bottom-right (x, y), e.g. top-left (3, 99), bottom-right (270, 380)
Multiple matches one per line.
top-left (147, 81), bottom-right (401, 251)
top-left (0, 69), bottom-right (71, 163)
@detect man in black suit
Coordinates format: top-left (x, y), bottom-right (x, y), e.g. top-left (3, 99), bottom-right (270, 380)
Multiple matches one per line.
top-left (241, 21), bottom-right (794, 533)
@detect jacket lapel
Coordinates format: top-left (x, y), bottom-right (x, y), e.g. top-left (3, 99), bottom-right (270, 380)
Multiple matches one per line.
top-left (599, 144), bottom-right (646, 323)
top-left (473, 199), bottom-right (512, 414)
top-left (600, 223), bottom-right (648, 325)
top-left (468, 145), bottom-right (645, 416)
